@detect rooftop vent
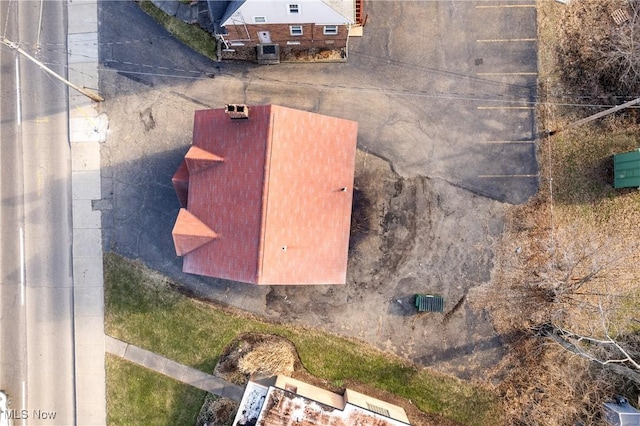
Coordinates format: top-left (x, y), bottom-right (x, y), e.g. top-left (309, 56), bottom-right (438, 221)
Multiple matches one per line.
top-left (225, 104), bottom-right (249, 119)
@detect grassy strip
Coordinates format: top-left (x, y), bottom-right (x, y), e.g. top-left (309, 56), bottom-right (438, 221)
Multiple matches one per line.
top-left (106, 355), bottom-right (205, 425)
top-left (104, 253), bottom-right (502, 425)
top-left (138, 0), bottom-right (217, 61)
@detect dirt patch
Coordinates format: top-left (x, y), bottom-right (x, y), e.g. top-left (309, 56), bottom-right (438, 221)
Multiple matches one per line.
top-left (196, 395), bottom-right (238, 426)
top-left (262, 151), bottom-right (506, 380)
top-left (349, 151), bottom-right (419, 288)
top-left (280, 47), bottom-right (346, 62)
top-left (139, 107), bottom-right (155, 132)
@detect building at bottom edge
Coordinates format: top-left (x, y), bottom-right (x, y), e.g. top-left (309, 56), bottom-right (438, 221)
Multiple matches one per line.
top-left (233, 375), bottom-right (411, 426)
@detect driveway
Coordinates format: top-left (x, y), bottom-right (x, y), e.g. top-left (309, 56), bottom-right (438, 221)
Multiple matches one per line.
top-left (98, 0), bottom-right (538, 380)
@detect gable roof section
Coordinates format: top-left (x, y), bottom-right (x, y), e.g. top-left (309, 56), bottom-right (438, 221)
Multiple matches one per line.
top-left (185, 145), bottom-right (225, 173)
top-left (172, 105), bottom-right (358, 285)
top-left (219, 0), bottom-right (246, 26)
top-left (258, 106), bottom-right (357, 284)
top-left (172, 209), bottom-right (218, 256)
top-left (322, 0), bottom-right (355, 22)
top-left (221, 0), bottom-right (354, 26)
top-left (172, 159), bottom-right (189, 208)
top-left (179, 107), bottom-right (270, 283)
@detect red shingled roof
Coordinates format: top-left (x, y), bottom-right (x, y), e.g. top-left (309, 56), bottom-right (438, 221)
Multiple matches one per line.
top-left (171, 105), bottom-right (358, 285)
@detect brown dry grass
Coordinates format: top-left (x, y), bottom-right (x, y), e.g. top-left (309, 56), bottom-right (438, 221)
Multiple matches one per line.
top-left (214, 334), bottom-right (300, 385)
top-left (472, 1), bottom-right (640, 424)
top-left (237, 340), bottom-right (296, 378)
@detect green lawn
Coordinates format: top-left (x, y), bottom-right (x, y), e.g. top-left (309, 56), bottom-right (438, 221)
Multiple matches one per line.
top-left (139, 0), bottom-right (217, 61)
top-left (106, 355), bottom-right (206, 426)
top-left (104, 253), bottom-right (503, 425)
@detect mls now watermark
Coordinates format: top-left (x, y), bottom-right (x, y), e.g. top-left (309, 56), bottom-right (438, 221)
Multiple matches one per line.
top-left (3, 409), bottom-right (57, 420)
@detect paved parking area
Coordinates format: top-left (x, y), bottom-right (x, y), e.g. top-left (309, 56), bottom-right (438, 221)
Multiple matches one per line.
top-left (98, 0), bottom-right (539, 380)
top-left (340, 0), bottom-right (539, 203)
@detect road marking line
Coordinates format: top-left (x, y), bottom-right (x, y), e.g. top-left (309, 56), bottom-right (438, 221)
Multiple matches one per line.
top-left (478, 174), bottom-right (538, 178)
top-left (477, 72), bottom-right (538, 76)
top-left (476, 4), bottom-right (536, 8)
top-left (477, 38), bottom-right (536, 43)
top-left (20, 227), bottom-right (25, 306)
top-left (483, 140), bottom-right (536, 144)
top-left (15, 55), bottom-right (21, 125)
top-left (477, 106), bottom-right (535, 110)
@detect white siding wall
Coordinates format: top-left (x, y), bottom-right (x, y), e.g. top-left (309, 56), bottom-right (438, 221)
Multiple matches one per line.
top-left (223, 0), bottom-right (352, 26)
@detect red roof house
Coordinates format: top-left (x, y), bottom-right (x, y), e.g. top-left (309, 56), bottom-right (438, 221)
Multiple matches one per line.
top-left (171, 104), bottom-right (358, 285)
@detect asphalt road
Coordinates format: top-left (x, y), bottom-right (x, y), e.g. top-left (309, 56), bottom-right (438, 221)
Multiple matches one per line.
top-left (0, 1), bottom-right (75, 424)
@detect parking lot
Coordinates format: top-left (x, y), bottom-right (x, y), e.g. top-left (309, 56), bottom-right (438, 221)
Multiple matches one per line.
top-left (99, 0), bottom-right (538, 380)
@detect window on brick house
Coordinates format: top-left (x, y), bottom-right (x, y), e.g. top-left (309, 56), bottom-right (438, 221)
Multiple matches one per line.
top-left (323, 25), bottom-right (338, 35)
top-left (253, 16), bottom-right (267, 23)
top-left (288, 3), bottom-right (300, 13)
top-left (290, 25), bottom-right (303, 36)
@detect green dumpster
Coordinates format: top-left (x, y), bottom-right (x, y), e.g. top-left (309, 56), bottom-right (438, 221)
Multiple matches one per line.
top-left (614, 149), bottom-right (640, 188)
top-left (415, 294), bottom-right (444, 313)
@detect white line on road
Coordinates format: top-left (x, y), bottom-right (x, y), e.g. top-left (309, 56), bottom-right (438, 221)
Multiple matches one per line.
top-left (15, 55), bottom-right (21, 125)
top-left (477, 106), bottom-right (535, 110)
top-left (477, 38), bottom-right (537, 43)
top-left (476, 72), bottom-right (538, 76)
top-left (483, 140), bottom-right (536, 144)
top-left (479, 174), bottom-right (538, 178)
top-left (476, 4), bottom-right (536, 8)
top-left (20, 227), bottom-right (25, 306)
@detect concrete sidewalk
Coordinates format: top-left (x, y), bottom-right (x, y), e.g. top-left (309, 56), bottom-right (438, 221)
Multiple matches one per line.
top-left (105, 336), bottom-right (246, 401)
top-left (68, 0), bottom-right (107, 424)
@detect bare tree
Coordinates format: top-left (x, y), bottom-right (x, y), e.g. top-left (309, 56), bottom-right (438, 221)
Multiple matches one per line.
top-left (481, 218), bottom-right (640, 425)
top-left (534, 322), bottom-right (640, 385)
top-left (558, 0), bottom-right (640, 100)
top-left (524, 229), bottom-right (640, 385)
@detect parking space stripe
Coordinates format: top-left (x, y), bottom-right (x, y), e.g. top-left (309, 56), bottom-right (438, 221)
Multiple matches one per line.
top-left (478, 174), bottom-right (538, 178)
top-left (477, 106), bottom-right (534, 110)
top-left (477, 38), bottom-right (536, 42)
top-left (476, 4), bottom-right (535, 9)
top-left (482, 140), bottom-right (536, 144)
top-left (477, 72), bottom-right (537, 76)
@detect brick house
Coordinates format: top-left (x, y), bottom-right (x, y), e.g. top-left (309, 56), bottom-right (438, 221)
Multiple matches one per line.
top-left (207, 0), bottom-right (364, 50)
top-left (171, 104), bottom-right (358, 285)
